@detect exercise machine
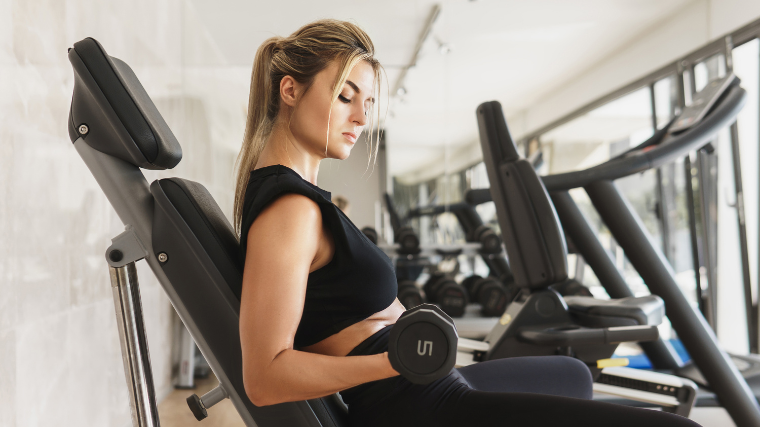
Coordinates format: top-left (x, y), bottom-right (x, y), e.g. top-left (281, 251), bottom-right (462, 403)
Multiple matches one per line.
top-left (67, 36), bottom-right (358, 427)
top-left (468, 73), bottom-right (760, 426)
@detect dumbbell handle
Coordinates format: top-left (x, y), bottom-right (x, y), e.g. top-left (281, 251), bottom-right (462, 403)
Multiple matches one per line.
top-left (518, 325), bottom-right (659, 346)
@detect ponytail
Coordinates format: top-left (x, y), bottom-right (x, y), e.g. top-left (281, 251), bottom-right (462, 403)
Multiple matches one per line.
top-left (233, 38), bottom-right (280, 232)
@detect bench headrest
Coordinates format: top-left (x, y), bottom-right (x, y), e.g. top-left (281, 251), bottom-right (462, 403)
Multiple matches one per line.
top-left (68, 37), bottom-right (182, 170)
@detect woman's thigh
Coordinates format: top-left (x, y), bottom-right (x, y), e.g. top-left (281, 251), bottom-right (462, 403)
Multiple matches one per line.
top-left (457, 356), bottom-right (593, 399)
top-left (354, 387), bottom-right (701, 427)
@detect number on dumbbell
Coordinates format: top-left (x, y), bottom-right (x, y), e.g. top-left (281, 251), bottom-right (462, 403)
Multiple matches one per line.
top-left (417, 340), bottom-right (433, 356)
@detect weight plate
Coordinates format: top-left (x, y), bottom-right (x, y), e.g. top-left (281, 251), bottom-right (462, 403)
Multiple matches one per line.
top-left (396, 322), bottom-right (448, 375)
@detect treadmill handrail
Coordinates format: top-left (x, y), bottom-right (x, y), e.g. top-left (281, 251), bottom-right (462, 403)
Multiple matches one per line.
top-left (467, 83), bottom-right (747, 202)
top-left (541, 84), bottom-right (746, 191)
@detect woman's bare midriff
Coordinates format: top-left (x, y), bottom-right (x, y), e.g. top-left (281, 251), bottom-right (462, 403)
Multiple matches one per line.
top-left (301, 298), bottom-right (407, 357)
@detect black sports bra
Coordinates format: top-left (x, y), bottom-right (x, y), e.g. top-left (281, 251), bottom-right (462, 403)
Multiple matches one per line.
top-left (239, 164), bottom-right (398, 348)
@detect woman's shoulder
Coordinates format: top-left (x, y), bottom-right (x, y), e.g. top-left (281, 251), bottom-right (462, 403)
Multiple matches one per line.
top-left (242, 166), bottom-right (332, 230)
top-left (246, 166), bottom-right (328, 207)
top-left (239, 165), bottom-right (334, 261)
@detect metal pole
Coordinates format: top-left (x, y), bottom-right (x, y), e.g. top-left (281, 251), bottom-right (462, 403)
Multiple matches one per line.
top-left (586, 180), bottom-right (760, 427)
top-left (756, 40), bottom-right (760, 355)
top-left (684, 155), bottom-right (707, 318)
top-left (650, 82), bottom-right (675, 263)
top-left (697, 148), bottom-right (719, 330)
top-left (551, 191), bottom-right (682, 369)
top-left (677, 61), bottom-right (711, 324)
top-left (729, 120), bottom-right (758, 353)
top-left (724, 38), bottom-right (757, 353)
top-left (110, 263), bottom-right (160, 427)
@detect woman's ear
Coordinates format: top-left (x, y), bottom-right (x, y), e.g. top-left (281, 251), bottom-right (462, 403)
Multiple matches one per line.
top-left (280, 76), bottom-right (298, 108)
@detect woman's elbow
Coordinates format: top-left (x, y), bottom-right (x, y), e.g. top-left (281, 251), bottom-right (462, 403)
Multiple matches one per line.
top-left (247, 391), bottom-right (276, 407)
top-left (244, 373), bottom-right (280, 407)
top-left (245, 383), bottom-right (273, 406)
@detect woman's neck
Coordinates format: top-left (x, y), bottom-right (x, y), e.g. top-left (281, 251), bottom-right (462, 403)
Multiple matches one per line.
top-left (256, 124), bottom-right (321, 185)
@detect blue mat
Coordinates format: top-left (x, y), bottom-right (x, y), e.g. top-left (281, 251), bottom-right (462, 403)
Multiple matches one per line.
top-left (612, 339), bottom-right (691, 369)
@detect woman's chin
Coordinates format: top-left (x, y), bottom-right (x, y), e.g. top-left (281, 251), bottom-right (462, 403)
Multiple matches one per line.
top-left (328, 145), bottom-right (353, 160)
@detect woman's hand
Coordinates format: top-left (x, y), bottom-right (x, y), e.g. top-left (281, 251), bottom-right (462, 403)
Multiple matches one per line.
top-left (382, 352), bottom-right (401, 377)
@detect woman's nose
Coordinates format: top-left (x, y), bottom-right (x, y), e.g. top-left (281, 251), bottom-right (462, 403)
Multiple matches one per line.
top-left (354, 105), bottom-right (368, 126)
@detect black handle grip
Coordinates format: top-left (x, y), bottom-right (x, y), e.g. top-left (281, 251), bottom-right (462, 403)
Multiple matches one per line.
top-left (518, 325), bottom-right (659, 346)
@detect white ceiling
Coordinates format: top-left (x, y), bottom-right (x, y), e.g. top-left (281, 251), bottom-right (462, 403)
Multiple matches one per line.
top-left (189, 0), bottom-right (695, 177)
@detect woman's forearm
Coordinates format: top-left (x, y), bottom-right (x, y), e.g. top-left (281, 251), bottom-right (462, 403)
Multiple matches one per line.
top-left (246, 349), bottom-right (399, 406)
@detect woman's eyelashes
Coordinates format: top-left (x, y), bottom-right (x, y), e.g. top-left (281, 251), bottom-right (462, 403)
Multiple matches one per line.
top-left (338, 93), bottom-right (369, 116)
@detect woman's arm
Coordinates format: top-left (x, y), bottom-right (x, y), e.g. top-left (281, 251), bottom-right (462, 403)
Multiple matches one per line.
top-left (240, 194), bottom-right (398, 407)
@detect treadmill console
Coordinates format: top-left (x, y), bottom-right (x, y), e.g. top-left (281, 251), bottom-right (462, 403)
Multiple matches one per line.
top-left (670, 72), bottom-right (737, 133)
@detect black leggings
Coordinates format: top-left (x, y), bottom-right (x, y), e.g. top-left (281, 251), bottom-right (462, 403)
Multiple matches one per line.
top-left (339, 326), bottom-right (701, 427)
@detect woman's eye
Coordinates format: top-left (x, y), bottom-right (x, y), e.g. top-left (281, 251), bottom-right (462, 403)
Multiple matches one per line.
top-left (338, 94), bottom-right (351, 104)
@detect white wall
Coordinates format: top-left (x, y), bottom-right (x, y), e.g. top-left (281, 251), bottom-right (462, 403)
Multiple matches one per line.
top-left (318, 134), bottom-right (385, 231)
top-left (0, 1), bottom-right (246, 426)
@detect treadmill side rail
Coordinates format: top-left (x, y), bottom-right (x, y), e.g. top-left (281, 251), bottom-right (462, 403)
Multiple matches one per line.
top-left (594, 367), bottom-right (698, 417)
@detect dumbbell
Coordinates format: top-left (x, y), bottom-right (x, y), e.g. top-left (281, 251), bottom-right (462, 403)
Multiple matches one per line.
top-left (423, 273), bottom-right (469, 318)
top-left (361, 227), bottom-right (378, 244)
top-left (395, 226), bottom-right (420, 255)
top-left (470, 225), bottom-right (502, 254)
top-left (461, 275), bottom-right (516, 317)
top-left (388, 304), bottom-right (458, 384)
top-left (398, 280), bottom-right (425, 310)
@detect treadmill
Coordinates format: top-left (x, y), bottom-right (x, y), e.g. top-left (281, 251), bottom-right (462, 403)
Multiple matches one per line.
top-left (473, 72), bottom-right (760, 426)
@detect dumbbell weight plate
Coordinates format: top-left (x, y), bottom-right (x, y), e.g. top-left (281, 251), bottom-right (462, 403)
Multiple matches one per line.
top-left (396, 226), bottom-right (420, 255)
top-left (398, 280), bottom-right (424, 310)
top-left (472, 225), bottom-right (502, 254)
top-left (480, 233), bottom-right (502, 254)
top-left (423, 273), bottom-right (446, 298)
top-left (461, 275), bottom-right (483, 293)
top-left (475, 278), bottom-right (509, 317)
top-left (395, 323), bottom-right (448, 375)
top-left (434, 279), bottom-right (468, 318)
top-left (361, 227), bottom-right (378, 245)
top-left (388, 304), bottom-right (458, 384)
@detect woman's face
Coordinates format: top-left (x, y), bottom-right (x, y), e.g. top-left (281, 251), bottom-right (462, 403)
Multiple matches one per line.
top-left (287, 60), bottom-right (375, 160)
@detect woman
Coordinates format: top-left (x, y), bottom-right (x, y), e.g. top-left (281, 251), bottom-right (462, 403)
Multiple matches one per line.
top-left (234, 19), bottom-right (700, 427)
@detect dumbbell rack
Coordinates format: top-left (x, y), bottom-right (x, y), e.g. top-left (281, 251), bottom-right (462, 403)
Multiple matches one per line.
top-left (380, 243), bottom-right (506, 339)
top-left (377, 242), bottom-right (484, 257)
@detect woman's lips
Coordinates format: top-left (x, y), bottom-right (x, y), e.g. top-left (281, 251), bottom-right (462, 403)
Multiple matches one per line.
top-left (343, 132), bottom-right (357, 144)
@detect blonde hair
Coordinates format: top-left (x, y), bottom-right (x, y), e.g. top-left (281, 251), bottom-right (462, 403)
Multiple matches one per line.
top-left (233, 19), bottom-right (383, 232)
